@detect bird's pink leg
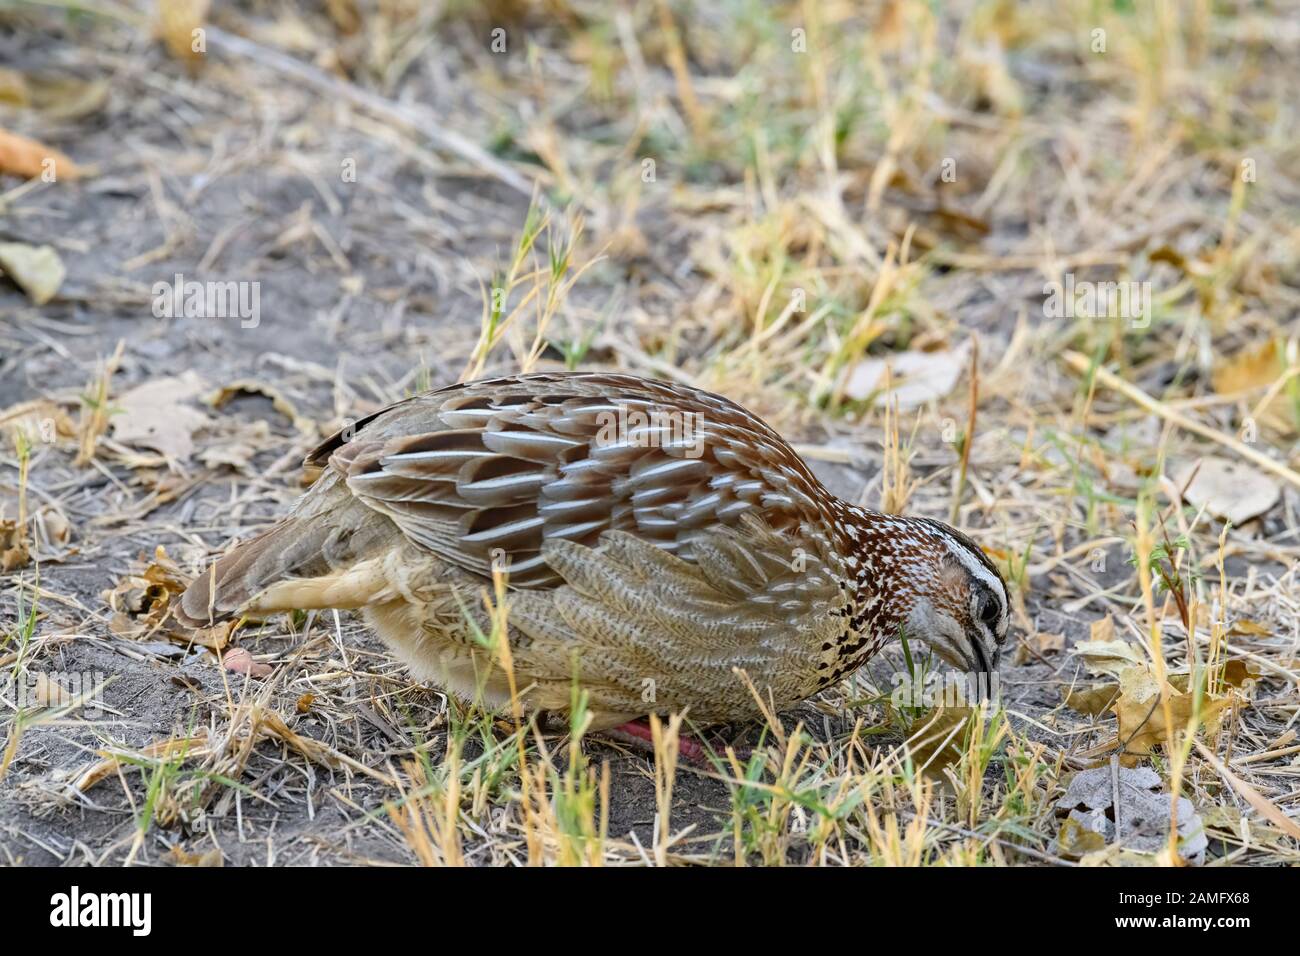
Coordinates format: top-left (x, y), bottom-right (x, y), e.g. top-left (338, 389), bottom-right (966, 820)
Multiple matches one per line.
top-left (608, 718), bottom-right (711, 765)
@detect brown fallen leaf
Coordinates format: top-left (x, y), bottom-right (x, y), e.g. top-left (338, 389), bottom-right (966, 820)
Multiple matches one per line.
top-left (207, 378), bottom-right (318, 437)
top-left (906, 706), bottom-right (977, 776)
top-left (0, 68), bottom-right (28, 106)
top-left (1229, 618), bottom-right (1271, 637)
top-left (156, 0), bottom-right (210, 65)
top-left (168, 846), bottom-right (223, 867)
top-left (1212, 339), bottom-right (1284, 396)
top-left (185, 620), bottom-right (236, 652)
top-left (1114, 665), bottom-right (1230, 757)
top-left (1031, 632), bottom-right (1065, 654)
top-left (0, 242), bottom-right (66, 305)
top-left (1056, 815), bottom-right (1108, 857)
top-left (103, 545), bottom-right (189, 638)
top-left (0, 519), bottom-right (30, 571)
top-left (0, 127), bottom-right (82, 180)
top-left (1219, 659), bottom-right (1260, 689)
top-left (1065, 682), bottom-right (1121, 717)
top-left (296, 693), bottom-right (316, 714)
top-left (1089, 615), bottom-right (1116, 642)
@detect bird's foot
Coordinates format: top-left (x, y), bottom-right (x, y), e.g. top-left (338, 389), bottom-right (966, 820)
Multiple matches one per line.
top-left (601, 719), bottom-right (752, 767)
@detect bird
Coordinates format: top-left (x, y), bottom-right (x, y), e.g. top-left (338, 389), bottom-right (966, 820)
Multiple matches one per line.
top-left (176, 371), bottom-right (1009, 746)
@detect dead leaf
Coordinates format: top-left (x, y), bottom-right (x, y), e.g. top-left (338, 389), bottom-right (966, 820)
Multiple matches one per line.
top-left (0, 68), bottom-right (29, 106)
top-left (1229, 618), bottom-right (1271, 637)
top-left (0, 127), bottom-right (82, 180)
top-left (906, 706), bottom-right (976, 775)
top-left (1072, 632), bottom-right (1146, 679)
top-left (1219, 659), bottom-right (1260, 689)
top-left (110, 372), bottom-right (210, 461)
top-left (1114, 665), bottom-right (1230, 757)
top-left (169, 845), bottom-right (223, 867)
top-left (325, 0), bottom-right (362, 33)
top-left (1056, 815), bottom-right (1108, 857)
top-left (30, 505), bottom-right (72, 559)
top-left (1175, 456), bottom-right (1279, 525)
top-left (27, 74), bottom-right (111, 122)
top-left (222, 647), bottom-right (272, 680)
top-left (0, 519), bottom-right (30, 570)
top-left (296, 693), bottom-right (316, 714)
top-left (157, 0), bottom-right (210, 64)
top-left (1212, 340), bottom-right (1283, 397)
top-left (1065, 682), bottom-right (1121, 717)
top-left (1031, 632), bottom-right (1065, 654)
top-left (103, 545), bottom-right (190, 639)
top-left (0, 242), bottom-right (66, 305)
top-left (208, 378), bottom-right (317, 436)
top-left (198, 439), bottom-right (257, 472)
top-left (843, 343), bottom-right (969, 409)
top-left (1055, 765), bottom-right (1208, 864)
top-left (1089, 615), bottom-right (1116, 642)
top-left (0, 399), bottom-right (76, 446)
top-left (185, 620), bottom-right (235, 652)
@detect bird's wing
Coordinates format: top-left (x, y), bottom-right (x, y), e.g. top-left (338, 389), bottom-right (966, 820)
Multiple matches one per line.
top-left (317, 373), bottom-right (842, 588)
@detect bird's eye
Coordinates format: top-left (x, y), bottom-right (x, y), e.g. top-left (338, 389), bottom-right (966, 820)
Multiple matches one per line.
top-left (979, 593), bottom-right (1001, 628)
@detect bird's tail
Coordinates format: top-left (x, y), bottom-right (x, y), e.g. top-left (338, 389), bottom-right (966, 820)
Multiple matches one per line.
top-left (175, 475), bottom-right (392, 627)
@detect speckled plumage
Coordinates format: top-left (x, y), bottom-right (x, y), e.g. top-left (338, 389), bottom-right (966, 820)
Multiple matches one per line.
top-left (177, 372), bottom-right (1009, 728)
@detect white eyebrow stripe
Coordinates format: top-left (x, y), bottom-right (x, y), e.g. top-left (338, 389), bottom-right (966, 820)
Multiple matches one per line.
top-left (944, 534), bottom-right (1006, 613)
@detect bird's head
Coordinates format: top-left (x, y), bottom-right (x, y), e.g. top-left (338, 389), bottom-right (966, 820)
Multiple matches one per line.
top-left (838, 509), bottom-right (1011, 682)
top-left (901, 517), bottom-right (1010, 679)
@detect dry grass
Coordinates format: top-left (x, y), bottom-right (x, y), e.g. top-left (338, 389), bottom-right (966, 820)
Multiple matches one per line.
top-left (1, 0), bottom-right (1298, 866)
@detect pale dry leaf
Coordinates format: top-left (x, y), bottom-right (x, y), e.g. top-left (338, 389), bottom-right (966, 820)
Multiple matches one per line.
top-left (110, 372), bottom-right (210, 461)
top-left (1072, 635), bottom-right (1146, 678)
top-left (1064, 682), bottom-right (1120, 717)
top-left (31, 505), bottom-right (72, 558)
top-left (0, 398), bottom-right (75, 445)
top-left (0, 242), bottom-right (66, 305)
top-left (28, 75), bottom-right (111, 122)
top-left (906, 706), bottom-right (977, 776)
top-left (843, 343), bottom-right (969, 409)
top-left (1055, 765), bottom-right (1207, 864)
top-left (1175, 456), bottom-right (1279, 525)
top-left (222, 647), bottom-right (272, 679)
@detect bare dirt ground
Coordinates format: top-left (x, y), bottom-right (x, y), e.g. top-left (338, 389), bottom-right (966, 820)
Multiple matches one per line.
top-left (1, 1), bottom-right (1299, 866)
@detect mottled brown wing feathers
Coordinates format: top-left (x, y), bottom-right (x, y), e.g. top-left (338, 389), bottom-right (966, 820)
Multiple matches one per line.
top-left (180, 373), bottom-right (845, 622)
top-left (321, 374), bottom-right (840, 589)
